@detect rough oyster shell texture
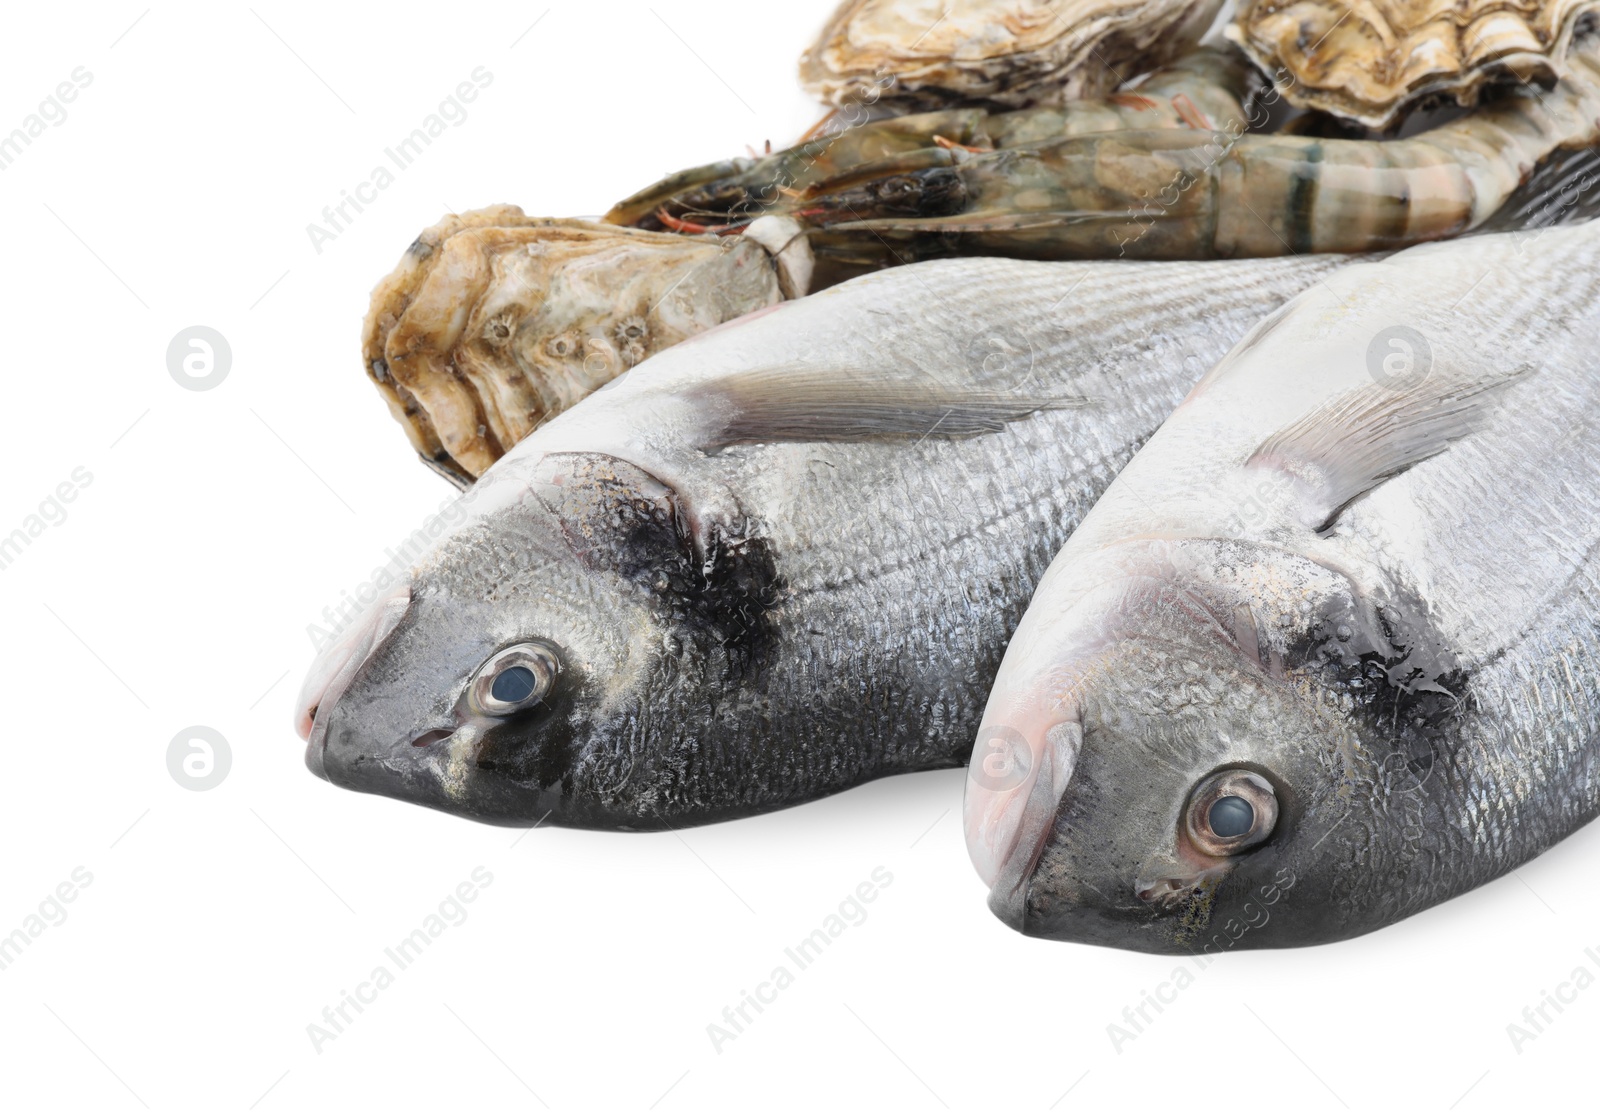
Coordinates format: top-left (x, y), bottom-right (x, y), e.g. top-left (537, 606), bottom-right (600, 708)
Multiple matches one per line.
top-left (362, 207), bottom-right (810, 486)
top-left (1230, 0), bottom-right (1600, 129)
top-left (799, 0), bottom-right (1229, 110)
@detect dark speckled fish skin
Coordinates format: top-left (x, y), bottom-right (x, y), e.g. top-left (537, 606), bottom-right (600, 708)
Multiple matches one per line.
top-left (298, 253), bottom-right (1347, 829)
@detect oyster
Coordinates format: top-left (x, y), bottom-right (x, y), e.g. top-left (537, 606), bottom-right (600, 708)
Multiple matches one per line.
top-left (799, 0), bottom-right (1228, 111)
top-left (1229, 0), bottom-right (1600, 129)
top-left (362, 207), bottom-right (810, 485)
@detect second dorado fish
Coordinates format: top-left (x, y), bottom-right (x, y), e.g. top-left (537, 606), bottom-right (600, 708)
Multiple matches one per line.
top-left (968, 220), bottom-right (1600, 950)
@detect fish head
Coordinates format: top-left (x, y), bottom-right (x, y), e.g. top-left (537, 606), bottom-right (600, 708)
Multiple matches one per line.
top-left (967, 539), bottom-right (1397, 952)
top-left (297, 449), bottom-right (759, 827)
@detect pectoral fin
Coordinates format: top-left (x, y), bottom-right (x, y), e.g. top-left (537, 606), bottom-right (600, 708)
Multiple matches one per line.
top-left (1247, 367), bottom-right (1529, 533)
top-left (694, 367), bottom-right (1084, 451)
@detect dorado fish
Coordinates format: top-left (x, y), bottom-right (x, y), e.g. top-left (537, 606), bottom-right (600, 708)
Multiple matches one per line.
top-left (966, 219), bottom-right (1600, 949)
top-left (297, 252), bottom-right (1349, 828)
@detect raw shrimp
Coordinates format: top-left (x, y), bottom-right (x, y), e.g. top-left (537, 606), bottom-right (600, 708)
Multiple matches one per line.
top-left (768, 42), bottom-right (1600, 262)
top-left (606, 49), bottom-right (1257, 231)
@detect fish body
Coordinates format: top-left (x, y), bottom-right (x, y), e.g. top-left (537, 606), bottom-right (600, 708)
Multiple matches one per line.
top-left (299, 253), bottom-right (1347, 828)
top-left (968, 220), bottom-right (1600, 950)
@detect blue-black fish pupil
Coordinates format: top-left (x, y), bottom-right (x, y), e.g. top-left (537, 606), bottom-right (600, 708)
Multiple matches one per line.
top-left (1209, 796), bottom-right (1255, 838)
top-left (491, 665), bottom-right (538, 705)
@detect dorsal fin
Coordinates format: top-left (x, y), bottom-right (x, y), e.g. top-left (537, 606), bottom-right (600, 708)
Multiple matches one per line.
top-left (691, 366), bottom-right (1085, 452)
top-left (1247, 367), bottom-right (1529, 533)
top-left (1478, 144), bottom-right (1600, 234)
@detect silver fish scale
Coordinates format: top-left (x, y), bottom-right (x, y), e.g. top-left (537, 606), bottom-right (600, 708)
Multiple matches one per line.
top-left (660, 256), bottom-right (1351, 794)
top-left (1313, 241), bottom-right (1600, 918)
top-left (1393, 529), bottom-right (1600, 917)
top-left (732, 259), bottom-right (1323, 597)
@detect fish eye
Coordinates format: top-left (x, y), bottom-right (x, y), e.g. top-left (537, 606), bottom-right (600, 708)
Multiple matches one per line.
top-left (491, 666), bottom-right (538, 704)
top-left (1185, 769), bottom-right (1278, 857)
top-left (470, 642), bottom-right (560, 717)
top-left (1209, 796), bottom-right (1253, 837)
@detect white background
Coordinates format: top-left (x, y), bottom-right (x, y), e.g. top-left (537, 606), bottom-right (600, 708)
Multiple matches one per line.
top-left (2, 2), bottom-right (1597, 1114)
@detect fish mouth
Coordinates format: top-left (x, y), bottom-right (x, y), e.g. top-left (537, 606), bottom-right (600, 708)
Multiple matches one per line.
top-left (296, 580), bottom-right (412, 780)
top-left (964, 715), bottom-right (1081, 928)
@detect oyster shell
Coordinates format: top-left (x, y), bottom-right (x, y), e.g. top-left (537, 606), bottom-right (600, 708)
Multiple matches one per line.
top-left (799, 0), bottom-right (1228, 110)
top-left (363, 208), bottom-right (810, 485)
top-left (1229, 0), bottom-right (1600, 129)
